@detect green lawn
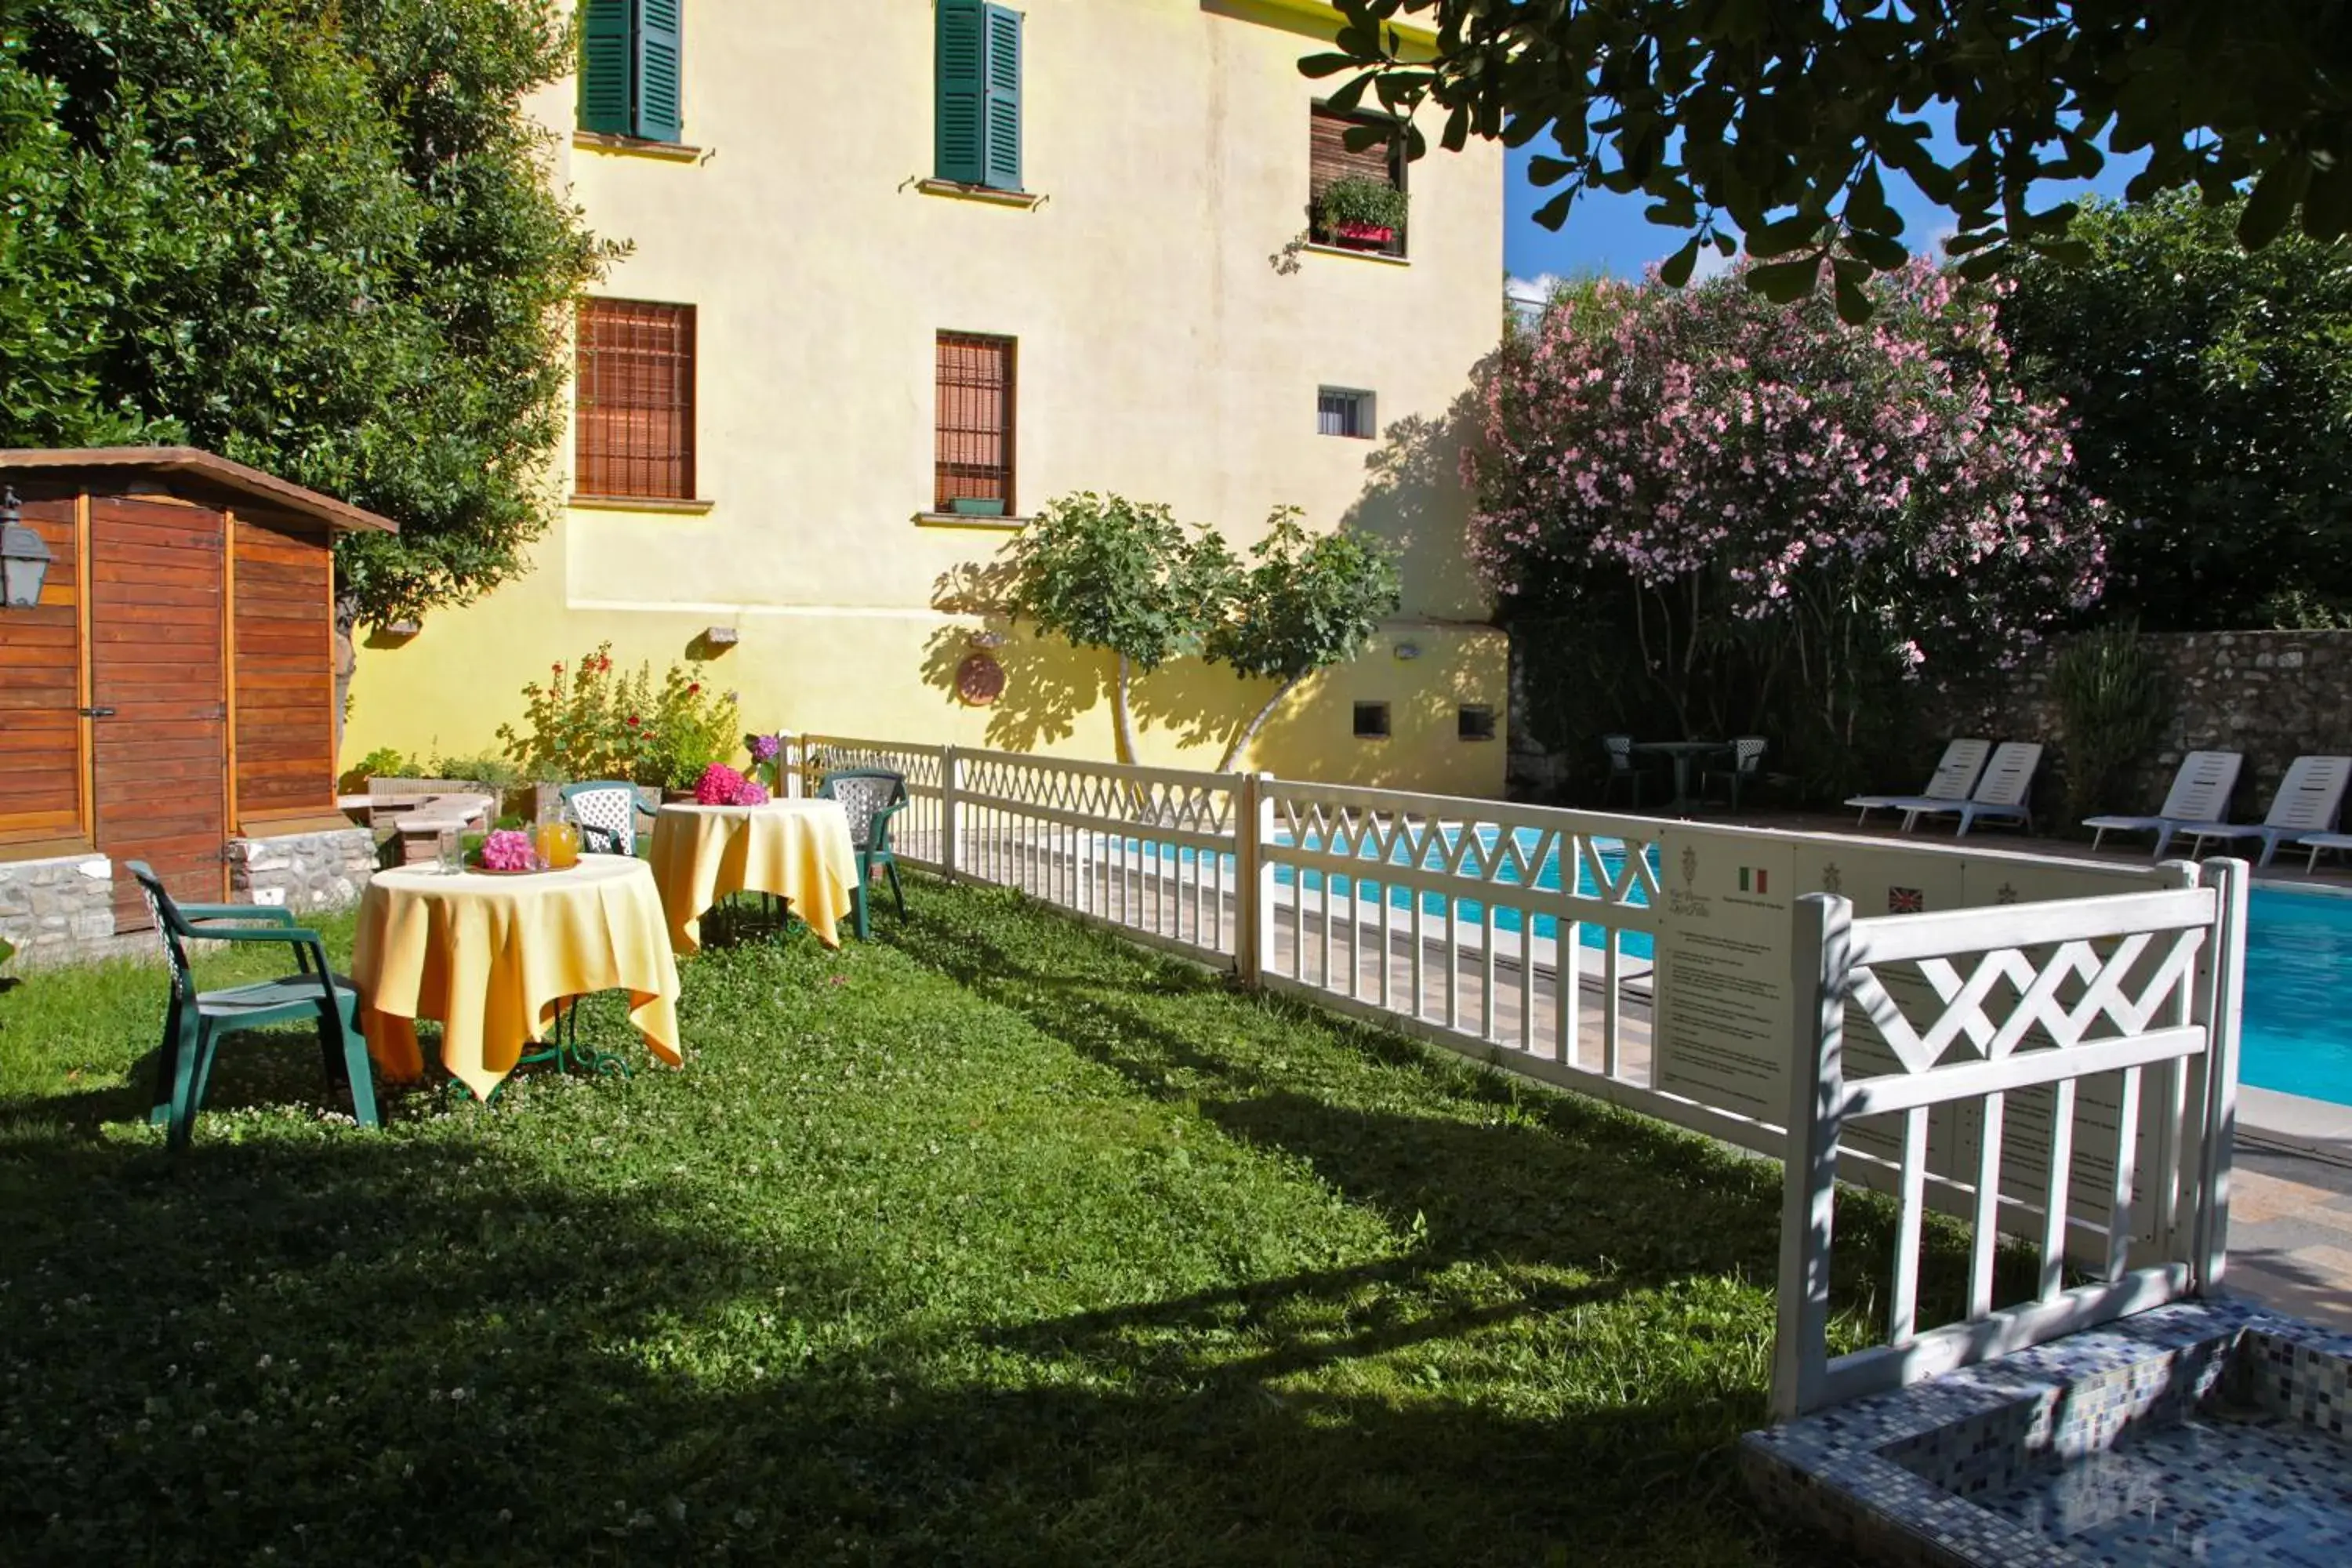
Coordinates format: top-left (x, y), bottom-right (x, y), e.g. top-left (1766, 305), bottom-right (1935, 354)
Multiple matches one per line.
top-left (0, 874), bottom-right (1904, 1566)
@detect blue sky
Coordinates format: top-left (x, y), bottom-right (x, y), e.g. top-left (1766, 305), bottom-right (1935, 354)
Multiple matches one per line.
top-left (1504, 114), bottom-right (2152, 284)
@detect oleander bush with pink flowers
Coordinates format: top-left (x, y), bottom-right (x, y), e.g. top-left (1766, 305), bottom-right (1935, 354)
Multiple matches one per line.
top-left (1474, 261), bottom-right (2108, 797)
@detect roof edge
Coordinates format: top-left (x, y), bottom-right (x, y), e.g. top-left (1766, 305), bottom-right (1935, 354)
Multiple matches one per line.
top-left (0, 446), bottom-right (398, 534)
top-left (1225, 0), bottom-right (1440, 51)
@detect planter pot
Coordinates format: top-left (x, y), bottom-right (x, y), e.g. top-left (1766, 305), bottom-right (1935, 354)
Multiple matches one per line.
top-left (946, 496), bottom-right (1007, 517)
top-left (1333, 223), bottom-right (1396, 250)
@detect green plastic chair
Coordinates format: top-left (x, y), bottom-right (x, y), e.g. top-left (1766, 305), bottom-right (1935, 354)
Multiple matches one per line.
top-left (561, 779), bottom-right (641, 855)
top-left (816, 768), bottom-right (908, 939)
top-left (127, 861), bottom-right (379, 1152)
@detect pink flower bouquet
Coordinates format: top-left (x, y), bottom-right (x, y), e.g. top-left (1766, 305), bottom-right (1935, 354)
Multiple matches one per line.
top-left (477, 829), bottom-right (536, 872)
top-left (695, 763), bottom-right (750, 804)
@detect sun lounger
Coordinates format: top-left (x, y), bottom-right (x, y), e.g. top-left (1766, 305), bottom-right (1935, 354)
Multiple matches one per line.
top-left (1872, 741), bottom-right (2043, 837)
top-left (2082, 750), bottom-right (2243, 859)
top-left (2167, 754), bottom-right (2352, 866)
top-left (2296, 830), bottom-right (2352, 873)
top-left (1846, 739), bottom-right (1991, 828)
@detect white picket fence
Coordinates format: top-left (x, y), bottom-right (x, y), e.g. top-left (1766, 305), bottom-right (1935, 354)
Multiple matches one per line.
top-left (784, 733), bottom-right (2248, 1421)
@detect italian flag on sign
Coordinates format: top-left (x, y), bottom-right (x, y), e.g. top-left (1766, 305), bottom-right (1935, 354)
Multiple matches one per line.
top-left (1737, 866), bottom-right (1768, 894)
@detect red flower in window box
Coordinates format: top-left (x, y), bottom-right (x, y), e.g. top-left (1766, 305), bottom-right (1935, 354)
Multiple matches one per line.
top-left (1333, 221), bottom-right (1396, 248)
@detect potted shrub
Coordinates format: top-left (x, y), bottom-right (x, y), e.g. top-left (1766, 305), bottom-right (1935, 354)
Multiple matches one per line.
top-left (1316, 175), bottom-right (1406, 251)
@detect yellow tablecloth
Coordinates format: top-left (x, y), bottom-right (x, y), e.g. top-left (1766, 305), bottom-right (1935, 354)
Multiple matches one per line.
top-left (647, 800), bottom-right (858, 954)
top-left (352, 855), bottom-right (683, 1098)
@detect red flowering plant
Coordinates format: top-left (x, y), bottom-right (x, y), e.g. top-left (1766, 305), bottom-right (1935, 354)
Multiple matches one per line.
top-left (497, 644), bottom-right (739, 789)
top-left (1466, 260), bottom-right (2106, 793)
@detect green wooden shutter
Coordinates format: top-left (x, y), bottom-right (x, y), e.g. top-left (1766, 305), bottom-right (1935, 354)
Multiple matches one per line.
top-left (634, 0), bottom-right (684, 143)
top-left (579, 0), bottom-right (631, 134)
top-left (981, 5), bottom-right (1022, 192)
top-left (935, 0), bottom-right (987, 184)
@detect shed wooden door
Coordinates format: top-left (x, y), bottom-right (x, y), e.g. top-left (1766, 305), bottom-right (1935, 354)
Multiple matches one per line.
top-left (89, 496), bottom-right (228, 927)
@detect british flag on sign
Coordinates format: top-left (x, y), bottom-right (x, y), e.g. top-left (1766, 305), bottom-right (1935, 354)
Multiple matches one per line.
top-left (1887, 887), bottom-right (1926, 915)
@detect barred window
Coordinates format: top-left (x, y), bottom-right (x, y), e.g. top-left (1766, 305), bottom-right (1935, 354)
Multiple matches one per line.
top-left (936, 332), bottom-right (1016, 514)
top-left (1319, 387), bottom-right (1376, 439)
top-left (576, 298), bottom-right (696, 500)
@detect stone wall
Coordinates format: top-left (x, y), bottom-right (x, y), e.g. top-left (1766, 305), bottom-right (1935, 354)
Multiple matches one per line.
top-left (1940, 630), bottom-right (2352, 819)
top-left (227, 827), bottom-right (380, 913)
top-left (0, 852), bottom-right (116, 961)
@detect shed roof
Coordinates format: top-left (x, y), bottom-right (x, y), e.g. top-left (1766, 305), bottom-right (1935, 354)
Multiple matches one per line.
top-left (0, 446), bottom-right (398, 534)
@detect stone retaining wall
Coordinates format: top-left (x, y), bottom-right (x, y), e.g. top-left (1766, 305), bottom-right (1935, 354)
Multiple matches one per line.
top-left (227, 827), bottom-right (380, 913)
top-left (0, 852), bottom-right (116, 961)
top-left (1940, 629), bottom-right (2352, 818)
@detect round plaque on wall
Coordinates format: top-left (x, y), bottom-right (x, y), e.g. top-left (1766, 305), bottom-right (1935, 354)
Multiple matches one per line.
top-left (956, 651), bottom-right (1006, 706)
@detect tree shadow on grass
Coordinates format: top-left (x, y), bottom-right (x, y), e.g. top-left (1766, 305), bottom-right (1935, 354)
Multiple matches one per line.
top-left (884, 889), bottom-right (2027, 1363)
top-left (0, 1113), bottom-right (1819, 1566)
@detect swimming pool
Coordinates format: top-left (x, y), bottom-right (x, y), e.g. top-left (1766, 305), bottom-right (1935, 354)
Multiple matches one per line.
top-left (1154, 830), bottom-right (2348, 1106)
top-left (2242, 887), bottom-right (2352, 1107)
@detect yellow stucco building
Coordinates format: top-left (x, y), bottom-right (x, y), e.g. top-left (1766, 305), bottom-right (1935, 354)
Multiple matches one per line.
top-left (346, 0), bottom-right (1510, 795)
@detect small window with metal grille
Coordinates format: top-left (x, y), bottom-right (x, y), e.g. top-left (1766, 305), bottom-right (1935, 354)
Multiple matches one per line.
top-left (936, 332), bottom-right (1017, 515)
top-left (1353, 701), bottom-right (1391, 739)
top-left (1319, 387), bottom-right (1375, 439)
top-left (575, 298), bottom-right (696, 500)
top-left (1457, 704), bottom-right (1497, 742)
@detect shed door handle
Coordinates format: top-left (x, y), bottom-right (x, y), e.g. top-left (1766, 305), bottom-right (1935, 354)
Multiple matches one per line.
top-left (78, 706), bottom-right (116, 718)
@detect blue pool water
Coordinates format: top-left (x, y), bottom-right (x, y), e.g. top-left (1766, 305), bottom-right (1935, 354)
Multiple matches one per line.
top-left (2241, 888), bottom-right (2352, 1107)
top-left (1275, 827), bottom-right (1657, 960)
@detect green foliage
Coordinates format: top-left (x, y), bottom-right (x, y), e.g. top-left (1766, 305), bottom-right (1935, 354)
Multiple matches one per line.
top-left (634, 663), bottom-right (742, 793)
top-left (1315, 173), bottom-right (1406, 232)
top-left (2048, 622), bottom-right (2169, 828)
top-left (1205, 510), bottom-right (1401, 768)
top-left (340, 746), bottom-right (420, 792)
top-left (1002, 493), bottom-right (1235, 675)
top-left (426, 752), bottom-right (521, 793)
top-left (2000, 193), bottom-right (2352, 630)
top-left (1000, 492), bottom-right (1238, 760)
top-left (0, 2), bottom-right (613, 626)
top-left (1304, 2), bottom-right (2350, 307)
top-left (0, 877), bottom-right (2005, 1565)
top-left (0, 935), bottom-right (15, 973)
top-left (496, 643), bottom-right (737, 790)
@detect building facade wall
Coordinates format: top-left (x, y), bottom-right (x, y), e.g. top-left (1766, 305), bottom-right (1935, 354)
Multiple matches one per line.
top-left (346, 0), bottom-right (1510, 797)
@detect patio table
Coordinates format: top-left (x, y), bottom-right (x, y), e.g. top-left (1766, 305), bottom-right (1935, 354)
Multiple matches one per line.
top-left (1630, 739), bottom-right (1732, 813)
top-left (352, 855), bottom-right (682, 1100)
top-left (647, 800), bottom-right (859, 954)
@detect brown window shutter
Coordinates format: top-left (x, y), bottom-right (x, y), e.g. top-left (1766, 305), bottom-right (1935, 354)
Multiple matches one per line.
top-left (935, 332), bottom-right (1016, 512)
top-left (576, 299), bottom-right (697, 499)
top-left (1308, 105), bottom-right (1406, 256)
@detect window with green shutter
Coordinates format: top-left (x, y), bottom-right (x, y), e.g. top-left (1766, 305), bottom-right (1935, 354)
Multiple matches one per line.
top-left (577, 0), bottom-right (685, 144)
top-left (936, 0), bottom-right (1022, 191)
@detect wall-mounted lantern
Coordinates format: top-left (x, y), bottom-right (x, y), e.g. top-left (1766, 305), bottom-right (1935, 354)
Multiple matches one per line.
top-left (1, 487), bottom-right (55, 609)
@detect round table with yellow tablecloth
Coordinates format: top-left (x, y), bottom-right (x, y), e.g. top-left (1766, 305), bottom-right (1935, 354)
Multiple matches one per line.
top-left (646, 799), bottom-right (859, 954)
top-left (352, 855), bottom-right (683, 1099)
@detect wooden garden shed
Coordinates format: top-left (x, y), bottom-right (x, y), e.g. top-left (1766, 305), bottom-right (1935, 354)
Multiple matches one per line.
top-left (0, 448), bottom-right (394, 930)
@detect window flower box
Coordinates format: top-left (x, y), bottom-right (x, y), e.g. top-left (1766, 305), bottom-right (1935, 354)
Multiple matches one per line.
top-left (1333, 221), bottom-right (1396, 249)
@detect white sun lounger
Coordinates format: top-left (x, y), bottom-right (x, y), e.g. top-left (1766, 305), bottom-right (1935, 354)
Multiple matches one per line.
top-left (1869, 741), bottom-right (2042, 837)
top-left (1846, 739), bottom-right (1991, 828)
top-left (2296, 829), bottom-right (2352, 873)
top-left (2167, 754), bottom-right (2352, 867)
top-left (2082, 750), bottom-right (2243, 859)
